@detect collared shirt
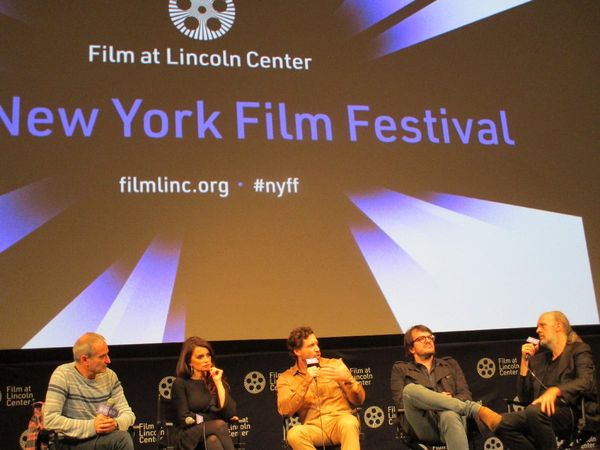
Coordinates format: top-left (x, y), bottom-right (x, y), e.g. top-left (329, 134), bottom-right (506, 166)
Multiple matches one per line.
top-left (276, 357), bottom-right (366, 424)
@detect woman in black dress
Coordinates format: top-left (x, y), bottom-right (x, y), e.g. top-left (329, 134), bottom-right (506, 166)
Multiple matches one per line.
top-left (172, 337), bottom-right (237, 450)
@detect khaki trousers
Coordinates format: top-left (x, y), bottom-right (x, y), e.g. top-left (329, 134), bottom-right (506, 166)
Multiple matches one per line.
top-left (286, 413), bottom-right (360, 450)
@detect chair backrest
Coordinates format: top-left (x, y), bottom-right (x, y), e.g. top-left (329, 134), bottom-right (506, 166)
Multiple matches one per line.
top-left (157, 376), bottom-right (176, 450)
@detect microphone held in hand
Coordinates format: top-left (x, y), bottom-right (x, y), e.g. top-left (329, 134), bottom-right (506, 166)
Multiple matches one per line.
top-left (97, 398), bottom-right (117, 418)
top-left (306, 357), bottom-right (320, 368)
top-left (306, 358), bottom-right (320, 380)
top-left (185, 416), bottom-right (196, 426)
top-left (524, 336), bottom-right (540, 360)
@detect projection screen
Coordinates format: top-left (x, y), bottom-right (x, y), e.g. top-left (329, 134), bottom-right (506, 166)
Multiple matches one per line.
top-left (1, 0), bottom-right (598, 349)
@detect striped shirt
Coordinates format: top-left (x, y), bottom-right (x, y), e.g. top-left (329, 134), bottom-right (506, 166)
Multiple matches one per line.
top-left (42, 362), bottom-right (135, 439)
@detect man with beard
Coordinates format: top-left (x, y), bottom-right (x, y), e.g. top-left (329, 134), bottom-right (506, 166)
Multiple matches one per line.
top-left (277, 326), bottom-right (365, 449)
top-left (495, 311), bottom-right (599, 450)
top-left (391, 324), bottom-right (501, 449)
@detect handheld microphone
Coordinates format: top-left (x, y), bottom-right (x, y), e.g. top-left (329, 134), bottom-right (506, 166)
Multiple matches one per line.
top-left (185, 416), bottom-right (196, 426)
top-left (97, 398), bottom-right (117, 418)
top-left (306, 358), bottom-right (320, 382)
top-left (524, 337), bottom-right (540, 360)
top-left (306, 357), bottom-right (320, 368)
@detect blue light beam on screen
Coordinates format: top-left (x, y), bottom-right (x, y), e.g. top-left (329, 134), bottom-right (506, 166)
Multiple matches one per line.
top-left (0, 179), bottom-right (75, 254)
top-left (373, 0), bottom-right (533, 58)
top-left (336, 0), bottom-right (414, 37)
top-left (23, 262), bottom-right (131, 349)
top-left (96, 236), bottom-right (182, 345)
top-left (0, 0), bottom-right (24, 21)
top-left (349, 189), bottom-right (597, 332)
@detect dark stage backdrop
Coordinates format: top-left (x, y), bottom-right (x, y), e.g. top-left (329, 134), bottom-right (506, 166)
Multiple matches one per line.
top-left (1, 1), bottom-right (599, 350)
top-left (1, 330), bottom-right (599, 449)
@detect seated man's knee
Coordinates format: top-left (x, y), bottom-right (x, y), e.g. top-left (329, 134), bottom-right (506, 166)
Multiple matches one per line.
top-left (403, 383), bottom-right (423, 399)
top-left (337, 413), bottom-right (360, 432)
top-left (524, 404), bottom-right (543, 419)
top-left (112, 430), bottom-right (134, 450)
top-left (287, 425), bottom-right (309, 446)
top-left (524, 403), bottom-right (547, 425)
top-left (438, 411), bottom-right (464, 432)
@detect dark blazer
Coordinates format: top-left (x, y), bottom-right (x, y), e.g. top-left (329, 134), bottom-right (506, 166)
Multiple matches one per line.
top-left (390, 356), bottom-right (472, 433)
top-left (518, 341), bottom-right (599, 431)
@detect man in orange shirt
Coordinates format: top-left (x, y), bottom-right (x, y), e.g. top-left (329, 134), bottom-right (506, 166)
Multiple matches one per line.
top-left (276, 326), bottom-right (366, 450)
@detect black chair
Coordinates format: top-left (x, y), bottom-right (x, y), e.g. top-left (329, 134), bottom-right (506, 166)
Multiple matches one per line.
top-left (281, 408), bottom-right (363, 449)
top-left (157, 376), bottom-right (245, 450)
top-left (395, 408), bottom-right (477, 450)
top-left (505, 398), bottom-right (599, 450)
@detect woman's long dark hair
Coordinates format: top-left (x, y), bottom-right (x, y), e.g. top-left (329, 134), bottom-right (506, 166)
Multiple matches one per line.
top-left (175, 337), bottom-right (217, 390)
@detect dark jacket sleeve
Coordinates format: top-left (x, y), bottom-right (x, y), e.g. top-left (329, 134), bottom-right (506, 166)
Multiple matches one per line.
top-left (390, 362), bottom-right (408, 411)
top-left (447, 357), bottom-right (472, 402)
top-left (516, 374), bottom-right (534, 404)
top-left (220, 384), bottom-right (237, 419)
top-left (171, 377), bottom-right (194, 426)
top-left (390, 361), bottom-right (413, 434)
top-left (557, 342), bottom-right (596, 405)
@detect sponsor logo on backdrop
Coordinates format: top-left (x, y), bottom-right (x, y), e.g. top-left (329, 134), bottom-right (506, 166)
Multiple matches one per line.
top-left (229, 416), bottom-right (251, 439)
top-left (477, 356), bottom-right (520, 378)
top-left (476, 358), bottom-right (496, 379)
top-left (387, 405), bottom-right (397, 426)
top-left (169, 0), bottom-right (236, 41)
top-left (350, 366), bottom-right (373, 386)
top-left (243, 371), bottom-right (266, 394)
top-left (269, 371), bottom-right (281, 391)
top-left (137, 422), bottom-right (159, 445)
top-left (87, 1), bottom-right (314, 71)
top-left (363, 405), bottom-right (385, 428)
top-left (4, 385), bottom-right (34, 407)
top-left (497, 357), bottom-right (520, 376)
top-left (485, 436), bottom-right (505, 449)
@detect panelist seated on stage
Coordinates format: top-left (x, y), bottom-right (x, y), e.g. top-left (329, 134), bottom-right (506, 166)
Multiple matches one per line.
top-left (390, 324), bottom-right (502, 450)
top-left (276, 326), bottom-right (366, 450)
top-left (495, 311), bottom-right (600, 450)
top-left (171, 336), bottom-right (237, 450)
top-left (42, 332), bottom-right (136, 450)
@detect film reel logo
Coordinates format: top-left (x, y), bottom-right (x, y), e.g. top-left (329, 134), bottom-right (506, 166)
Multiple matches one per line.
top-left (19, 429), bottom-right (28, 450)
top-left (363, 406), bottom-right (385, 428)
top-left (484, 436), bottom-right (504, 450)
top-left (244, 371), bottom-right (266, 394)
top-left (477, 357), bottom-right (496, 379)
top-left (169, 0), bottom-right (236, 41)
top-left (285, 415), bottom-right (301, 432)
top-left (159, 376), bottom-right (176, 399)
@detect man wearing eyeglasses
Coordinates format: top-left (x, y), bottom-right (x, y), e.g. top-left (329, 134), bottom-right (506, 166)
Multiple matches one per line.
top-left (390, 324), bottom-right (501, 449)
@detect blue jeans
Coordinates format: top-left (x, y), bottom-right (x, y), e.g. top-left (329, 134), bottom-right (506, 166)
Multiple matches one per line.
top-left (403, 383), bottom-right (479, 450)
